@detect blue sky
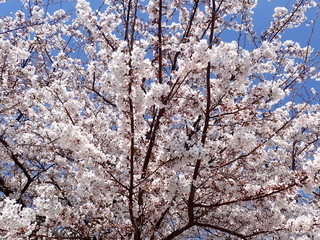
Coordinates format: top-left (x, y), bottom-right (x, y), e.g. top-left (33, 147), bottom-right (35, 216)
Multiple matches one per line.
top-left (254, 0), bottom-right (320, 45)
top-left (0, 0), bottom-right (319, 94)
top-left (1, 0), bottom-right (318, 48)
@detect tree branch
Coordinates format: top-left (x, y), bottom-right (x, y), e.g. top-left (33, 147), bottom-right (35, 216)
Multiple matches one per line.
top-left (194, 222), bottom-right (248, 239)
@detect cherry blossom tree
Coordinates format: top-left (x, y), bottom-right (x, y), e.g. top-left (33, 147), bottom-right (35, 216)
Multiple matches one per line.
top-left (1, 0), bottom-right (320, 239)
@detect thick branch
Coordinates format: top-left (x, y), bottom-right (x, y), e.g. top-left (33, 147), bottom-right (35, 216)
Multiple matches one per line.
top-left (194, 176), bottom-right (308, 208)
top-left (162, 222), bottom-right (194, 240)
top-left (187, 0), bottom-right (216, 224)
top-left (158, 0), bottom-right (163, 84)
top-left (141, 108), bottom-right (165, 176)
top-left (124, 0), bottom-right (132, 41)
top-left (194, 222), bottom-right (247, 239)
top-left (0, 137), bottom-right (32, 202)
top-left (171, 0), bottom-right (199, 71)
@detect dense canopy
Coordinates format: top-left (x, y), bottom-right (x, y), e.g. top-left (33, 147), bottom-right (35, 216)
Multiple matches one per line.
top-left (0, 0), bottom-right (320, 239)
